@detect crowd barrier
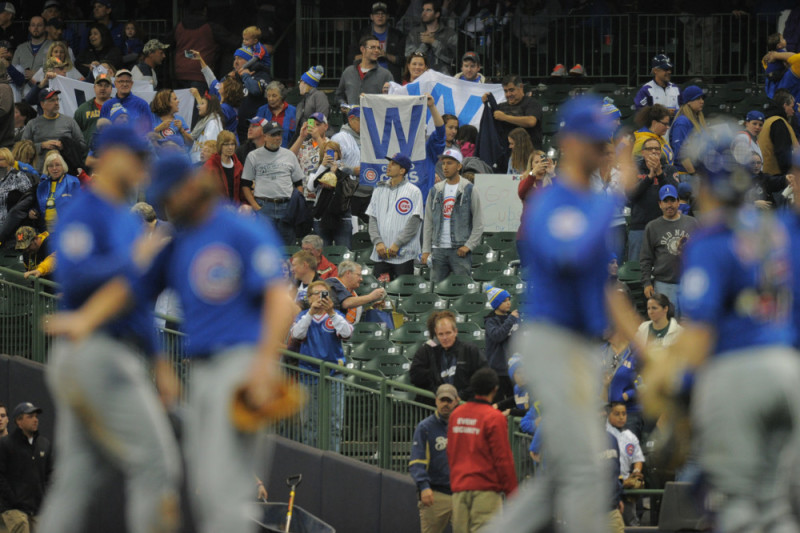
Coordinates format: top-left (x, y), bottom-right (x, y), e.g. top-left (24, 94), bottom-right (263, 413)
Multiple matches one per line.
top-left (299, 12), bottom-right (781, 85)
top-left (0, 265), bottom-right (536, 482)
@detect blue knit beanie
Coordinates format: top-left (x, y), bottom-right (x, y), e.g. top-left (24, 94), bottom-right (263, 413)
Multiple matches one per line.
top-left (301, 65), bottom-right (324, 88)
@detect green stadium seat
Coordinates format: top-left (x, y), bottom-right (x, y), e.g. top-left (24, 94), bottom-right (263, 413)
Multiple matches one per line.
top-left (400, 341), bottom-right (426, 359)
top-left (389, 322), bottom-right (430, 344)
top-left (284, 245), bottom-right (301, 257)
top-left (488, 275), bottom-right (526, 295)
top-left (472, 262), bottom-right (511, 282)
top-left (457, 321), bottom-right (485, 344)
top-left (351, 231), bottom-right (372, 250)
top-left (617, 261), bottom-right (641, 283)
top-left (434, 275), bottom-right (480, 299)
top-left (541, 113), bottom-right (560, 136)
top-left (355, 274), bottom-right (381, 296)
top-left (470, 244), bottom-right (497, 267)
top-left (353, 247), bottom-right (375, 267)
top-left (588, 83), bottom-right (622, 96)
top-left (498, 247), bottom-right (519, 265)
top-left (386, 275), bottom-right (431, 297)
top-left (350, 322), bottom-right (387, 343)
top-left (397, 293), bottom-right (447, 316)
top-left (364, 353), bottom-right (411, 378)
top-left (449, 293), bottom-right (490, 317)
top-left (483, 232), bottom-right (517, 251)
top-left (323, 245), bottom-right (354, 265)
top-left (350, 339), bottom-right (401, 363)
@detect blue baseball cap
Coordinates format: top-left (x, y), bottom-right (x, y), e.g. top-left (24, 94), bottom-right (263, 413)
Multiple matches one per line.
top-left (310, 111), bottom-right (327, 124)
top-left (745, 110), bottom-right (765, 122)
top-left (386, 152), bottom-right (411, 172)
top-left (146, 153), bottom-right (195, 207)
top-left (659, 184), bottom-right (678, 201)
top-left (95, 123), bottom-right (149, 155)
top-left (681, 85), bottom-right (705, 104)
top-left (347, 106), bottom-right (361, 119)
top-left (677, 182), bottom-right (692, 199)
top-left (652, 54), bottom-right (673, 70)
top-left (557, 95), bottom-right (616, 142)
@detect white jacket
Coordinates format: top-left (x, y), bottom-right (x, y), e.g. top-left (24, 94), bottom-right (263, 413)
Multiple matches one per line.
top-left (635, 318), bottom-right (682, 347)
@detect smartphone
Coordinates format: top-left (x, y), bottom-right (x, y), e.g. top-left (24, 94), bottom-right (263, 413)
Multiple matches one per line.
top-left (326, 149), bottom-right (335, 159)
top-left (184, 50), bottom-right (194, 58)
top-left (321, 290), bottom-right (329, 300)
top-left (307, 118), bottom-right (315, 129)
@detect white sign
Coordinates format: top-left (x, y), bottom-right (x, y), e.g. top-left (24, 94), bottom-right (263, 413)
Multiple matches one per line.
top-left (388, 70), bottom-right (505, 133)
top-left (50, 76), bottom-right (196, 128)
top-left (474, 174), bottom-right (524, 232)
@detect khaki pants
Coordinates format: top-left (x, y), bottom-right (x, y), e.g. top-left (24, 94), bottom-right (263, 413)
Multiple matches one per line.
top-left (419, 491), bottom-right (452, 533)
top-left (607, 509), bottom-right (624, 533)
top-left (452, 491), bottom-right (502, 533)
top-left (2, 510), bottom-right (35, 533)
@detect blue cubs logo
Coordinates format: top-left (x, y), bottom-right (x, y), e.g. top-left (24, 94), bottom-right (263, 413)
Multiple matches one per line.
top-left (364, 168), bottom-right (378, 184)
top-left (625, 443), bottom-right (635, 457)
top-left (395, 197), bottom-right (413, 215)
top-left (189, 244), bottom-right (243, 304)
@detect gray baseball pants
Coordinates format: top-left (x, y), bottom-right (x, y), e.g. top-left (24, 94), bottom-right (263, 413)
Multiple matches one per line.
top-left (37, 335), bottom-right (182, 533)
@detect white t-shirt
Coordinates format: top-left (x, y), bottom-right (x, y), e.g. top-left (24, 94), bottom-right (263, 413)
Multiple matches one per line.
top-left (437, 181), bottom-right (458, 249)
top-left (606, 422), bottom-right (645, 478)
top-left (365, 179), bottom-right (424, 264)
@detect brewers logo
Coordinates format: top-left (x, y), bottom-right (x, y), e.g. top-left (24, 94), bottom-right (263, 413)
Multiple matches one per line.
top-left (190, 244), bottom-right (243, 303)
top-left (364, 168), bottom-right (378, 184)
top-left (395, 197), bottom-right (413, 215)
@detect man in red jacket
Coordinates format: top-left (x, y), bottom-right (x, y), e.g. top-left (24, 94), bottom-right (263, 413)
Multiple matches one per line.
top-left (447, 368), bottom-right (517, 532)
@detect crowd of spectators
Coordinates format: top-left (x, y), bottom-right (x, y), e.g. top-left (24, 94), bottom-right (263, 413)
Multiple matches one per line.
top-left (2, 1), bottom-right (800, 531)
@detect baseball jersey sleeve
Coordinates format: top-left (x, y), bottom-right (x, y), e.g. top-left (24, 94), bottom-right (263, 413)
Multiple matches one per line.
top-left (631, 435), bottom-right (645, 464)
top-left (634, 85), bottom-right (652, 109)
top-left (679, 238), bottom-right (725, 325)
top-left (239, 218), bottom-right (286, 293)
top-left (409, 422), bottom-right (432, 491)
top-left (135, 241), bottom-right (175, 303)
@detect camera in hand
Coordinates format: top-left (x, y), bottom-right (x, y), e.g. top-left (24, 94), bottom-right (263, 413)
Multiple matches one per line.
top-left (320, 290), bottom-right (329, 300)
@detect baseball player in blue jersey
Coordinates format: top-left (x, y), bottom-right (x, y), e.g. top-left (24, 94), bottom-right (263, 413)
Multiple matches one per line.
top-left (485, 96), bottom-right (621, 533)
top-left (37, 125), bottom-right (182, 533)
top-left (45, 153), bottom-right (295, 533)
top-left (635, 131), bottom-right (800, 532)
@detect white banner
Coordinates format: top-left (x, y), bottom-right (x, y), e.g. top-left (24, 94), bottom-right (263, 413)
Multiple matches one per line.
top-left (474, 173), bottom-right (524, 232)
top-left (50, 76), bottom-right (196, 128)
top-left (388, 70), bottom-right (505, 134)
top-left (359, 94), bottom-right (431, 197)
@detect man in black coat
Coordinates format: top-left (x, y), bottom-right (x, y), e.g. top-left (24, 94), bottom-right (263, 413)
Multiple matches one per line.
top-left (0, 402), bottom-right (53, 533)
top-left (410, 310), bottom-right (487, 405)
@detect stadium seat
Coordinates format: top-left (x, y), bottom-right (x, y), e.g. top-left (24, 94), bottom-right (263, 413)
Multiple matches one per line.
top-left (498, 247), bottom-right (519, 265)
top-left (364, 353), bottom-right (411, 378)
top-left (483, 232), bottom-right (517, 251)
top-left (541, 113), bottom-right (561, 137)
top-left (386, 275), bottom-right (431, 297)
top-left (457, 321), bottom-right (485, 344)
top-left (588, 83), bottom-right (622, 96)
top-left (538, 84), bottom-right (574, 105)
top-left (324, 246), bottom-right (354, 265)
top-left (400, 342), bottom-right (425, 359)
top-left (355, 274), bottom-right (381, 296)
top-left (617, 261), bottom-right (641, 282)
top-left (284, 245), bottom-right (301, 257)
top-left (472, 262), bottom-right (512, 282)
top-left (389, 322), bottom-right (430, 344)
top-left (397, 292), bottom-right (447, 317)
top-left (488, 275), bottom-right (526, 295)
top-left (434, 275), bottom-right (481, 299)
top-left (470, 244), bottom-right (497, 267)
top-left (449, 293), bottom-right (490, 317)
top-left (350, 339), bottom-right (401, 363)
top-left (350, 322), bottom-right (387, 343)
top-left (351, 231), bottom-right (372, 250)
top-left (353, 247), bottom-right (375, 267)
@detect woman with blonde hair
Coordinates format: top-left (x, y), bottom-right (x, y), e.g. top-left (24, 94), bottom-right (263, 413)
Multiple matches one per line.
top-left (33, 150), bottom-right (80, 231)
top-left (516, 150), bottom-right (554, 262)
top-left (668, 85), bottom-right (707, 175)
top-left (507, 127), bottom-right (534, 175)
top-left (203, 131), bottom-right (243, 205)
top-left (32, 41), bottom-right (83, 82)
top-left (11, 140), bottom-right (39, 179)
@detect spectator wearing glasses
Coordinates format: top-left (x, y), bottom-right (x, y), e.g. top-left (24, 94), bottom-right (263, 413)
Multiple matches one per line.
top-left (626, 137), bottom-right (679, 262)
top-left (404, 1), bottom-right (458, 75)
top-left (99, 69), bottom-right (153, 136)
top-left (350, 2), bottom-right (405, 82)
top-left (634, 54), bottom-right (680, 115)
top-left (335, 35), bottom-right (394, 107)
top-left (633, 104), bottom-right (674, 165)
top-left (668, 85), bottom-right (707, 176)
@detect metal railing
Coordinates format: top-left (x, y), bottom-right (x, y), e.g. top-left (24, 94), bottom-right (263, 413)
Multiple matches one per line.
top-left (0, 266), bottom-right (537, 478)
top-left (298, 13), bottom-right (781, 85)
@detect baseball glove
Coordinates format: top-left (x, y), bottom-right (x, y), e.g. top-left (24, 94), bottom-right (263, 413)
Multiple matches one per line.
top-left (230, 379), bottom-right (307, 432)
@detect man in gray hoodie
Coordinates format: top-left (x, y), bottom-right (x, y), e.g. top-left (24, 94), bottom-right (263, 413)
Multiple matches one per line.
top-left (335, 35), bottom-right (393, 107)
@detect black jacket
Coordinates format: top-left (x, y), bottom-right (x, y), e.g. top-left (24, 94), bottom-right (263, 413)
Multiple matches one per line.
top-left (627, 157), bottom-right (679, 231)
top-left (409, 338), bottom-right (487, 405)
top-left (0, 428), bottom-right (53, 514)
top-left (477, 93), bottom-right (507, 173)
top-left (483, 312), bottom-right (519, 377)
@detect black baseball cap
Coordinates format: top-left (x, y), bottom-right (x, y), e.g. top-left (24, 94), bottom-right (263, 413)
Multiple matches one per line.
top-left (12, 402), bottom-right (42, 420)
